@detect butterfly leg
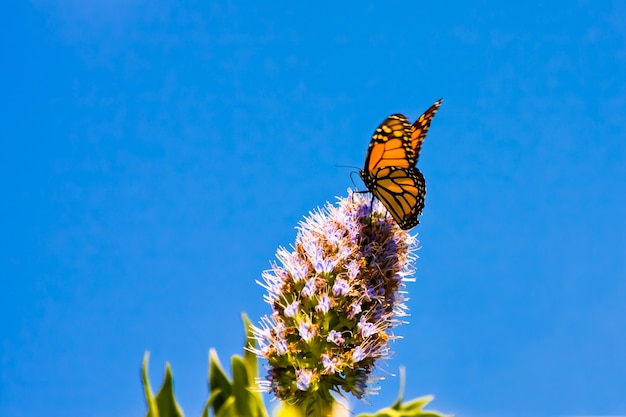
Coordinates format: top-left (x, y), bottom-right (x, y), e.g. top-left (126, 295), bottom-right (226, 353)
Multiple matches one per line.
top-left (369, 194), bottom-right (375, 227)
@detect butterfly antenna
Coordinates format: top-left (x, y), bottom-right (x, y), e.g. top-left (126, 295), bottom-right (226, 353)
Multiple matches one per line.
top-left (335, 164), bottom-right (360, 170)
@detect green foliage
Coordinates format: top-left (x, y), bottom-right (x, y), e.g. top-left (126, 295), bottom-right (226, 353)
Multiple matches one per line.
top-left (357, 395), bottom-right (449, 417)
top-left (206, 314), bottom-right (268, 417)
top-left (142, 352), bottom-right (184, 417)
top-left (141, 314), bottom-right (268, 417)
top-left (141, 316), bottom-right (451, 417)
top-left (357, 368), bottom-right (451, 417)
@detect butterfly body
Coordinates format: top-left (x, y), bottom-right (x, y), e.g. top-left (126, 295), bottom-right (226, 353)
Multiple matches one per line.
top-left (360, 99), bottom-right (442, 230)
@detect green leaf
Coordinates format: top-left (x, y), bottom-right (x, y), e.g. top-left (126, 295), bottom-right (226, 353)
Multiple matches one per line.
top-left (242, 314), bottom-right (259, 380)
top-left (357, 394), bottom-right (451, 417)
top-left (200, 397), bottom-right (210, 417)
top-left (390, 367), bottom-right (408, 410)
top-left (142, 315), bottom-right (271, 417)
top-left (142, 352), bottom-right (159, 417)
top-left (207, 315), bottom-right (270, 417)
top-left (231, 356), bottom-right (254, 417)
top-left (245, 322), bottom-right (270, 417)
top-left (208, 349), bottom-right (233, 414)
top-left (215, 396), bottom-right (237, 417)
top-left (356, 366), bottom-right (451, 417)
top-left (400, 396), bottom-right (438, 413)
top-left (232, 356), bottom-right (251, 388)
top-left (142, 352), bottom-right (185, 417)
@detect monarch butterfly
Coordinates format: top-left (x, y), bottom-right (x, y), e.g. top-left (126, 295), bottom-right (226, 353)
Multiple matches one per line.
top-left (360, 99), bottom-right (442, 230)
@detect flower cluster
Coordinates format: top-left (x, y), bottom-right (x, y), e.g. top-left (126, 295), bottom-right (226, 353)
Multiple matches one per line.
top-left (251, 191), bottom-right (417, 407)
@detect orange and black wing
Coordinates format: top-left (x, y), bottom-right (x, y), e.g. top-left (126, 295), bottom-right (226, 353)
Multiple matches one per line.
top-left (361, 166), bottom-right (426, 230)
top-left (360, 103), bottom-right (440, 230)
top-left (410, 98), bottom-right (442, 164)
top-left (363, 114), bottom-right (414, 173)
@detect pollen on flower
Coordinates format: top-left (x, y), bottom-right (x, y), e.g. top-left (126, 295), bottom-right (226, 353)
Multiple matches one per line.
top-left (252, 190), bottom-right (418, 405)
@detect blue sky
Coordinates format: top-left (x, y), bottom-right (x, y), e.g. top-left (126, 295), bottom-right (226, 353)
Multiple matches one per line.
top-left (1, 1), bottom-right (625, 416)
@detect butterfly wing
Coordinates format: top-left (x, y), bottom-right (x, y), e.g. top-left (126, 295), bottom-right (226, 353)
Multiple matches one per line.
top-left (363, 114), bottom-right (415, 173)
top-left (410, 98), bottom-right (442, 164)
top-left (361, 102), bottom-right (439, 230)
top-left (361, 166), bottom-right (426, 230)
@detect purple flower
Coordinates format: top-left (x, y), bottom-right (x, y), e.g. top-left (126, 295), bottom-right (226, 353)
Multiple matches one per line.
top-left (348, 301), bottom-right (362, 319)
top-left (347, 260), bottom-right (360, 279)
top-left (302, 278), bottom-right (317, 297)
top-left (252, 191), bottom-right (418, 405)
top-left (321, 353), bottom-right (339, 374)
top-left (275, 338), bottom-right (288, 355)
top-left (352, 345), bottom-right (367, 363)
top-left (315, 294), bottom-right (331, 313)
top-left (284, 301), bottom-right (299, 317)
top-left (298, 321), bottom-right (316, 342)
top-left (314, 257), bottom-right (337, 274)
top-left (358, 317), bottom-right (378, 338)
top-left (326, 330), bottom-right (345, 345)
top-left (291, 263), bottom-right (308, 282)
top-left (296, 369), bottom-right (313, 391)
top-left (332, 277), bottom-right (350, 296)
top-left (364, 286), bottom-right (377, 301)
top-left (337, 245), bottom-right (352, 261)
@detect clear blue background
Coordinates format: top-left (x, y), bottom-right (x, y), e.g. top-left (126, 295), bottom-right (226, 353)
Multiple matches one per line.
top-left (2, 1), bottom-right (625, 417)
